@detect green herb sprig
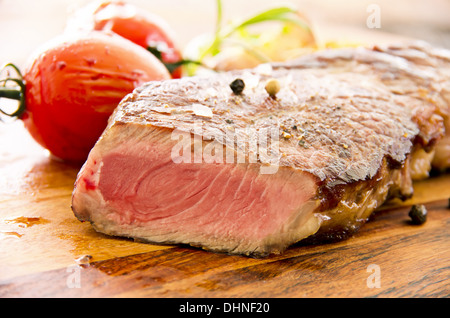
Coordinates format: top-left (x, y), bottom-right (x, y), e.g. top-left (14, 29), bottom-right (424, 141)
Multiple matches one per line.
top-left (185, 0), bottom-right (313, 75)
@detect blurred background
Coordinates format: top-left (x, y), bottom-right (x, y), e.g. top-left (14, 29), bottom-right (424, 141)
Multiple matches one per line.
top-left (1, 0), bottom-right (450, 68)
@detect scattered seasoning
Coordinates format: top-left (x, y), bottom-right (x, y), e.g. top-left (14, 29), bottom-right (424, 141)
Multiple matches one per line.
top-left (230, 78), bottom-right (245, 95)
top-left (265, 78), bottom-right (280, 97)
top-left (282, 131), bottom-right (292, 139)
top-left (408, 204), bottom-right (427, 225)
top-left (292, 125), bottom-right (297, 130)
top-left (342, 143), bottom-right (349, 149)
top-left (256, 63), bottom-right (273, 76)
top-left (298, 139), bottom-right (309, 148)
top-left (151, 106), bottom-right (172, 114)
top-left (192, 103), bottom-right (213, 118)
top-left (225, 119), bottom-right (234, 124)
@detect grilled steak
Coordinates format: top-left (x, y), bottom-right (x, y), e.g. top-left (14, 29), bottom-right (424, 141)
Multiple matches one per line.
top-left (276, 41), bottom-right (450, 173)
top-left (72, 42), bottom-right (448, 256)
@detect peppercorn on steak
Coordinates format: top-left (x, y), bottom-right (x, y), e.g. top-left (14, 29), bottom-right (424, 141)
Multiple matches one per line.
top-left (72, 41), bottom-right (449, 256)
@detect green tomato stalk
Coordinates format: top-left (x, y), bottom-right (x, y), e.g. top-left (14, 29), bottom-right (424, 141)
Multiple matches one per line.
top-left (0, 63), bottom-right (26, 119)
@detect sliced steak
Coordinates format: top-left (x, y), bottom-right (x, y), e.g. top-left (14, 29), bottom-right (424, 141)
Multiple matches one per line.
top-left (72, 42), bottom-right (448, 256)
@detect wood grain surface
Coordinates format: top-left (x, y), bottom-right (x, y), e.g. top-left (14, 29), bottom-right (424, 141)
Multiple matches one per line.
top-left (0, 120), bottom-right (449, 298)
top-left (1, 0), bottom-right (450, 299)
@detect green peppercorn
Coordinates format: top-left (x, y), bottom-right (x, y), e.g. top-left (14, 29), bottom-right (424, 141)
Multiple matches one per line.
top-left (230, 78), bottom-right (245, 95)
top-left (408, 204), bottom-right (427, 225)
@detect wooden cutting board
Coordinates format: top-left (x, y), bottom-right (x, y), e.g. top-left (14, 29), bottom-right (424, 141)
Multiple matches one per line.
top-left (0, 0), bottom-right (449, 298)
top-left (0, 119), bottom-right (449, 298)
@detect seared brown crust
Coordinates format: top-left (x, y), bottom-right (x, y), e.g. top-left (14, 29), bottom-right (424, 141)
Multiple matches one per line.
top-left (73, 41), bottom-right (449, 255)
top-left (110, 42), bottom-right (445, 184)
top-left (273, 41), bottom-right (450, 168)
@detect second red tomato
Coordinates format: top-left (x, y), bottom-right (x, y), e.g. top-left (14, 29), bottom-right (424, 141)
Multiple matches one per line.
top-left (66, 0), bottom-right (183, 78)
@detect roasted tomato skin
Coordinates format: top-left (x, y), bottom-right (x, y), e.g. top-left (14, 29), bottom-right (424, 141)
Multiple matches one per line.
top-left (20, 31), bottom-right (170, 162)
top-left (66, 0), bottom-right (183, 78)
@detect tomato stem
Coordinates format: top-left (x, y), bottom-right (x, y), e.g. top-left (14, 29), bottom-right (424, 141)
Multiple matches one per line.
top-left (0, 63), bottom-right (26, 118)
top-left (0, 86), bottom-right (21, 100)
top-left (164, 59), bottom-right (205, 74)
top-left (146, 46), bottom-right (206, 74)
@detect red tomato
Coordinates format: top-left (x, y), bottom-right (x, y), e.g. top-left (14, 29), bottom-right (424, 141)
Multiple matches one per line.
top-left (66, 0), bottom-right (183, 78)
top-left (19, 31), bottom-right (170, 162)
